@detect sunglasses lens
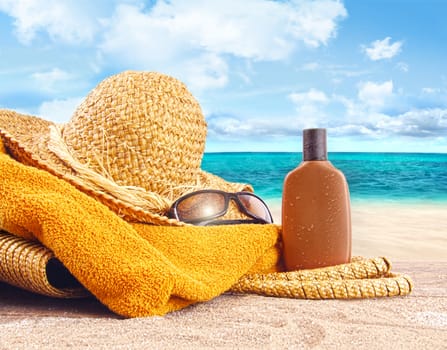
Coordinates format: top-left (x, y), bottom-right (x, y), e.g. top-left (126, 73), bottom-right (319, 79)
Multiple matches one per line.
top-left (175, 192), bottom-right (226, 222)
top-left (237, 194), bottom-right (272, 223)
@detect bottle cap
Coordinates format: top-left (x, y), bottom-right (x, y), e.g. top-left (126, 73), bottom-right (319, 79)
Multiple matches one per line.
top-left (303, 128), bottom-right (327, 161)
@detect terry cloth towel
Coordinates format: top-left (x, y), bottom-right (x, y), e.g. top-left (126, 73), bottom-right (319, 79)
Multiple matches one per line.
top-left (0, 141), bottom-right (280, 317)
top-left (0, 141), bottom-right (413, 318)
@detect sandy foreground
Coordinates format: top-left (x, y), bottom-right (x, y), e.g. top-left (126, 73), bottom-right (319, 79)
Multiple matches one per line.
top-left (267, 200), bottom-right (447, 261)
top-left (1, 201), bottom-right (446, 349)
top-left (1, 261), bottom-right (446, 349)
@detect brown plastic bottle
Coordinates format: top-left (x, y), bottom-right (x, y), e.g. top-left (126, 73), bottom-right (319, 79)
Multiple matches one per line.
top-left (282, 128), bottom-right (351, 270)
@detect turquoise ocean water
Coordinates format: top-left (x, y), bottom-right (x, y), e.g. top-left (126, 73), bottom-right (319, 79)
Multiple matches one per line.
top-left (202, 153), bottom-right (447, 204)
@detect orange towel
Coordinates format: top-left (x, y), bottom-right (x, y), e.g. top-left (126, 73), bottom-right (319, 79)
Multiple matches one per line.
top-left (0, 142), bottom-right (281, 317)
top-left (0, 140), bottom-right (414, 317)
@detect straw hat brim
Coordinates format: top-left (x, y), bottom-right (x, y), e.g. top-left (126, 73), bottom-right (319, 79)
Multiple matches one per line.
top-left (0, 230), bottom-right (88, 298)
top-left (0, 110), bottom-right (252, 226)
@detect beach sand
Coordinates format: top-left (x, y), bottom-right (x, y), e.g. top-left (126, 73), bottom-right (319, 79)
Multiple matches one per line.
top-left (266, 200), bottom-right (447, 261)
top-left (1, 200), bottom-right (446, 349)
top-left (1, 261), bottom-right (446, 349)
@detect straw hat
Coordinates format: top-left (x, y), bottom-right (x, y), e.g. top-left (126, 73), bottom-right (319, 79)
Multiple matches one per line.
top-left (0, 71), bottom-right (252, 225)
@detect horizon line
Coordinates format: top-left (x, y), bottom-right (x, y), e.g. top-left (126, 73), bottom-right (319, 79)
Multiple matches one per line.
top-left (204, 151), bottom-right (447, 155)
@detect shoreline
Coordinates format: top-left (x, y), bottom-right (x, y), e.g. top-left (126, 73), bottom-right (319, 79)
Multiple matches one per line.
top-left (265, 199), bottom-right (447, 261)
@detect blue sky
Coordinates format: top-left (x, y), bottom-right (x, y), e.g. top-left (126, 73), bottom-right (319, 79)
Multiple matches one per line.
top-left (1, 0), bottom-right (446, 152)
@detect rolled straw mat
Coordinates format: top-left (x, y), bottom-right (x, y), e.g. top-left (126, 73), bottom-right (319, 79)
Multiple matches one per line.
top-left (0, 230), bottom-right (88, 298)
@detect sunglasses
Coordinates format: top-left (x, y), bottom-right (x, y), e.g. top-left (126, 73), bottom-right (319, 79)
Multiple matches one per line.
top-left (168, 190), bottom-right (274, 226)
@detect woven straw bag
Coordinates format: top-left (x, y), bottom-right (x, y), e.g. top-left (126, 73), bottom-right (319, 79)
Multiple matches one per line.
top-left (0, 231), bottom-right (87, 298)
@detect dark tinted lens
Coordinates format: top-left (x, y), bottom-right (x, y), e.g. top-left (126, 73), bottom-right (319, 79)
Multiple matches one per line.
top-left (237, 194), bottom-right (272, 223)
top-left (176, 192), bottom-right (226, 222)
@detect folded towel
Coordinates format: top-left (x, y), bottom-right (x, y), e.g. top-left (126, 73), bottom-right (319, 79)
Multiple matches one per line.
top-left (0, 143), bottom-right (280, 317)
top-left (0, 141), bottom-right (413, 318)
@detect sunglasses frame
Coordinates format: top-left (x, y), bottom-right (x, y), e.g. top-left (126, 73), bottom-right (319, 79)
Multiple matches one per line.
top-left (168, 189), bottom-right (273, 226)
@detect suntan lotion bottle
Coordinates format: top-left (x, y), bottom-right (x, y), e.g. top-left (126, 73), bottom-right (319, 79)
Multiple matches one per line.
top-left (282, 128), bottom-right (351, 270)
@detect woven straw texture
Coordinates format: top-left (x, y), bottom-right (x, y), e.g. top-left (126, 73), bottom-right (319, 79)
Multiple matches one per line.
top-left (230, 256), bottom-right (413, 299)
top-left (0, 231), bottom-right (87, 298)
top-left (0, 71), bottom-right (251, 226)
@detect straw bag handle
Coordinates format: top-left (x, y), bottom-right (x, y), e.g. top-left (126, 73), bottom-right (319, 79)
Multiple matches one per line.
top-left (230, 257), bottom-right (413, 299)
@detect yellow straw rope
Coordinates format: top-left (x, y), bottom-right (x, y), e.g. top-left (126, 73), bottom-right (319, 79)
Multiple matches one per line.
top-left (230, 257), bottom-right (413, 299)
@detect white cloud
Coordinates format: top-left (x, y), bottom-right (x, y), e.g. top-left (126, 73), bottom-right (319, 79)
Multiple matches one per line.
top-left (37, 97), bottom-right (83, 123)
top-left (207, 96), bottom-right (447, 142)
top-left (210, 81), bottom-right (447, 141)
top-left (304, 88), bottom-right (447, 138)
top-left (31, 68), bottom-right (73, 92)
top-left (363, 37), bottom-right (403, 61)
top-left (287, 88), bottom-right (331, 129)
top-left (0, 0), bottom-right (347, 91)
top-left (300, 62), bottom-right (320, 71)
top-left (207, 115), bottom-right (253, 136)
top-left (122, 0), bottom-right (346, 59)
top-left (207, 113), bottom-right (302, 138)
top-left (0, 0), bottom-right (102, 44)
top-left (305, 105), bottom-right (447, 139)
top-left (329, 123), bottom-right (378, 137)
top-left (357, 80), bottom-right (393, 108)
top-left (396, 62), bottom-right (409, 72)
top-left (289, 88), bottom-right (329, 104)
top-left (422, 87), bottom-right (440, 94)
top-left (286, 0), bottom-right (347, 47)
top-left (378, 108), bottom-right (447, 137)
top-left (182, 53), bottom-right (229, 91)
top-left (99, 0), bottom-right (347, 89)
